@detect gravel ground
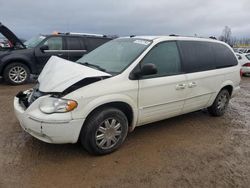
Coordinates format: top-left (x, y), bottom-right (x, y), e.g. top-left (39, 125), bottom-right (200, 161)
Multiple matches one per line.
top-left (0, 77), bottom-right (249, 188)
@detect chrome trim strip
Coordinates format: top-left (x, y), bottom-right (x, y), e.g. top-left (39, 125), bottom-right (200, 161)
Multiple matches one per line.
top-left (44, 50), bottom-right (87, 53)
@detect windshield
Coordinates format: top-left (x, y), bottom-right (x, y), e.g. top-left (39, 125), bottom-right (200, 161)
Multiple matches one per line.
top-left (24, 35), bottom-right (46, 48)
top-left (77, 38), bottom-right (152, 74)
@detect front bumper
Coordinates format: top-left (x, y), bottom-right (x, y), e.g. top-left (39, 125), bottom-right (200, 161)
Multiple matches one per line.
top-left (14, 95), bottom-right (85, 144)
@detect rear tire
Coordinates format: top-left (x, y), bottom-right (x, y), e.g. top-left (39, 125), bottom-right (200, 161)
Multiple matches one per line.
top-left (3, 63), bottom-right (30, 85)
top-left (208, 89), bottom-right (230, 116)
top-left (80, 107), bottom-right (128, 155)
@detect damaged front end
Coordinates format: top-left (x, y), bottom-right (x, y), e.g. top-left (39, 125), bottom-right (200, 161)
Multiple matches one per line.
top-left (16, 56), bottom-right (112, 109)
top-left (16, 76), bottom-right (109, 109)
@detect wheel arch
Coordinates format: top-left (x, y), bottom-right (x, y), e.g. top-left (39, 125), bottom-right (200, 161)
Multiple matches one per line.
top-left (219, 80), bottom-right (234, 96)
top-left (83, 101), bottom-right (136, 132)
top-left (1, 58), bottom-right (32, 75)
top-left (221, 85), bottom-right (233, 96)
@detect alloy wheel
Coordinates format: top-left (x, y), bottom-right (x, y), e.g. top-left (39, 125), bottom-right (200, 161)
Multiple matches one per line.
top-left (8, 66), bottom-right (27, 84)
top-left (95, 118), bottom-right (122, 150)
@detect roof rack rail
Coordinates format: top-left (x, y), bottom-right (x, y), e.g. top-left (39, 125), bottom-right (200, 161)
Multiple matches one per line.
top-left (66, 32), bottom-right (107, 37)
top-left (209, 36), bottom-right (217, 40)
top-left (169, 34), bottom-right (179, 37)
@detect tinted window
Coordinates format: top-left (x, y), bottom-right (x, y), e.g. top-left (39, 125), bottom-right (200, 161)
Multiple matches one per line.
top-left (43, 37), bottom-right (62, 50)
top-left (211, 43), bottom-right (238, 68)
top-left (67, 37), bottom-right (83, 50)
top-left (86, 38), bottom-right (111, 51)
top-left (141, 41), bottom-right (181, 77)
top-left (178, 41), bottom-right (215, 73)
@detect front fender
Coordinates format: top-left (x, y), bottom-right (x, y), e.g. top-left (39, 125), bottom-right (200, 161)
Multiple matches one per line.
top-left (71, 93), bottom-right (138, 130)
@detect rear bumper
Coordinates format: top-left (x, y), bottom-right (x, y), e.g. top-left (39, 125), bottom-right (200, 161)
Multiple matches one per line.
top-left (14, 96), bottom-right (85, 144)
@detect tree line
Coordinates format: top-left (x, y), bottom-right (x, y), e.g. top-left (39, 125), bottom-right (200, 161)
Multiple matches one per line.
top-left (218, 26), bottom-right (250, 47)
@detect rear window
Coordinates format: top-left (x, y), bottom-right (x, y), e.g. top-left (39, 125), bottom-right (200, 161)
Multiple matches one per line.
top-left (178, 41), bottom-right (238, 73)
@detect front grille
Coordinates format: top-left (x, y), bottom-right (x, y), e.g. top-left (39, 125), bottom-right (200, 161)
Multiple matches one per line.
top-left (16, 84), bottom-right (46, 108)
top-left (28, 89), bottom-right (45, 104)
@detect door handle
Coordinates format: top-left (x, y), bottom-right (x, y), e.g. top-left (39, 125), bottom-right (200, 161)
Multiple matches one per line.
top-left (176, 83), bottom-right (186, 90)
top-left (188, 82), bottom-right (197, 88)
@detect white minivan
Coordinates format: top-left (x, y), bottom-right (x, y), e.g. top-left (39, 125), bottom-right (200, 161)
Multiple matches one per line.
top-left (14, 36), bottom-right (241, 155)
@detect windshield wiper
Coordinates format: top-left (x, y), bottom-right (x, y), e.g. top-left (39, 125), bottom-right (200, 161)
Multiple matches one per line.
top-left (80, 62), bottom-right (106, 72)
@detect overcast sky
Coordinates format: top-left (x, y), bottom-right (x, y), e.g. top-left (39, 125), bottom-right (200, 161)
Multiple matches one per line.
top-left (0, 0), bottom-right (249, 39)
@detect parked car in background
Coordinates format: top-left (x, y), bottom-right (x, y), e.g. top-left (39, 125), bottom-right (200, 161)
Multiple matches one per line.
top-left (242, 48), bottom-right (250, 53)
top-left (14, 36), bottom-right (241, 155)
top-left (0, 38), bottom-right (12, 48)
top-left (0, 23), bottom-right (114, 85)
top-left (235, 53), bottom-right (250, 76)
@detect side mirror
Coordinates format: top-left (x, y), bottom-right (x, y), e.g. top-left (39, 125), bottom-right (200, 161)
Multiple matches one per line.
top-left (130, 63), bottom-right (157, 79)
top-left (140, 63), bottom-right (158, 76)
top-left (40, 45), bottom-right (49, 52)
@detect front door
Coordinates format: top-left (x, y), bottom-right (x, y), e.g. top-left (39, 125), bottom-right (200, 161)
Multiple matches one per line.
top-left (35, 36), bottom-right (67, 73)
top-left (138, 41), bottom-right (187, 125)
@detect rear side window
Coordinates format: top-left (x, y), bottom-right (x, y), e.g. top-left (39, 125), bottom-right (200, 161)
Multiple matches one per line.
top-left (67, 37), bottom-right (84, 50)
top-left (178, 41), bottom-right (238, 73)
top-left (141, 41), bottom-right (181, 77)
top-left (178, 41), bottom-right (215, 73)
top-left (86, 38), bottom-right (111, 51)
top-left (211, 43), bottom-right (238, 68)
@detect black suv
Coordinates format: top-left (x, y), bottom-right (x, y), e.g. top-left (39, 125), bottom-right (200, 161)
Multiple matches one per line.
top-left (0, 23), bottom-right (114, 85)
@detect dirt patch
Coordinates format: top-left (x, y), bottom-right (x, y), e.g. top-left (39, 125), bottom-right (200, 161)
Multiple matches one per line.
top-left (0, 77), bottom-right (250, 188)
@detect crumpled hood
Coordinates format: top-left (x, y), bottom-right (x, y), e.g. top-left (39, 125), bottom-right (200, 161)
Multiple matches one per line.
top-left (38, 56), bottom-right (111, 92)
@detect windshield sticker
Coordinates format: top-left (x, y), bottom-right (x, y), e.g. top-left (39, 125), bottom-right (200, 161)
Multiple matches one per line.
top-left (134, 40), bottom-right (150, 45)
top-left (39, 36), bottom-right (46, 39)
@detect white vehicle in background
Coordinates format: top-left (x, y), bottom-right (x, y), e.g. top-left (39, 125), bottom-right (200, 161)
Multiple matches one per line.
top-left (14, 36), bottom-right (241, 155)
top-left (235, 53), bottom-right (250, 76)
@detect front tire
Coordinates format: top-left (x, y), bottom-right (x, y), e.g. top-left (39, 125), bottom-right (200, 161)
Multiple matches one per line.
top-left (80, 107), bottom-right (128, 155)
top-left (208, 89), bottom-right (230, 116)
top-left (3, 63), bottom-right (30, 85)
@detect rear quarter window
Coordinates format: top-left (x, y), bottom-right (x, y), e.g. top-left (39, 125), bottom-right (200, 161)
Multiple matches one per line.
top-left (211, 43), bottom-right (238, 68)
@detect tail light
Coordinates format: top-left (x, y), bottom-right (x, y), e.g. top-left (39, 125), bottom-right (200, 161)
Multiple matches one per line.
top-left (243, 63), bottom-right (250, 67)
top-left (240, 69), bottom-right (243, 77)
